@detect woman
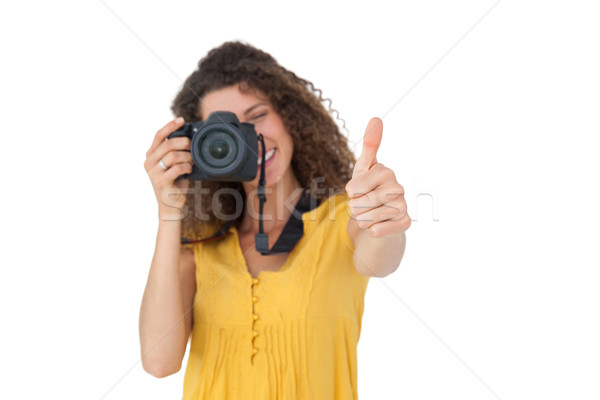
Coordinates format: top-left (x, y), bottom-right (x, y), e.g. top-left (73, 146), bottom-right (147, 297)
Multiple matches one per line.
top-left (140, 41), bottom-right (410, 399)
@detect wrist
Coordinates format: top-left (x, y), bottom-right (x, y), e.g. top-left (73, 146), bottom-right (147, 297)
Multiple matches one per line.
top-left (158, 206), bottom-right (186, 223)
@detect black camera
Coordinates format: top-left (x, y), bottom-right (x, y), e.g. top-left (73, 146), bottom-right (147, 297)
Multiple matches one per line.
top-left (168, 111), bottom-right (258, 181)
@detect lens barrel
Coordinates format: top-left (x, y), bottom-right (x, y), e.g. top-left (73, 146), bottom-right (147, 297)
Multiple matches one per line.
top-left (189, 112), bottom-right (253, 179)
top-left (168, 111), bottom-right (258, 181)
top-left (200, 129), bottom-right (238, 168)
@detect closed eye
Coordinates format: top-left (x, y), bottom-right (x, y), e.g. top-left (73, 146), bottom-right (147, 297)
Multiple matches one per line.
top-left (251, 112), bottom-right (267, 121)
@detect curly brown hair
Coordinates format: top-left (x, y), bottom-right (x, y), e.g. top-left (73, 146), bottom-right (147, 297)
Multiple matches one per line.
top-left (171, 41), bottom-right (355, 239)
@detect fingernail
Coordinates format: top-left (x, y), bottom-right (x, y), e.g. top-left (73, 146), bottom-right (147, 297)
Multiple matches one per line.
top-left (175, 117), bottom-right (184, 124)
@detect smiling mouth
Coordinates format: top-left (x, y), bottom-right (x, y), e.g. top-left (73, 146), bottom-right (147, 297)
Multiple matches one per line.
top-left (257, 148), bottom-right (276, 165)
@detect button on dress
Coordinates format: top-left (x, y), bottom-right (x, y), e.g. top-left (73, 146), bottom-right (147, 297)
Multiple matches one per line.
top-left (182, 193), bottom-right (370, 399)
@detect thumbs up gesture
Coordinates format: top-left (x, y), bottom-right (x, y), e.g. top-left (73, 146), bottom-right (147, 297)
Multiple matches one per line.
top-left (345, 118), bottom-right (411, 238)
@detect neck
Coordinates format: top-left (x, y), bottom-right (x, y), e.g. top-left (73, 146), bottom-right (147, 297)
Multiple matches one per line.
top-left (240, 170), bottom-right (303, 234)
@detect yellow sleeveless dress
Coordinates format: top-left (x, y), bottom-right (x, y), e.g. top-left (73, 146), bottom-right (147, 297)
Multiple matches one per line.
top-left (182, 193), bottom-right (370, 399)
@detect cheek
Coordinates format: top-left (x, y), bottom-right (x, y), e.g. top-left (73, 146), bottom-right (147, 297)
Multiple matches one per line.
top-left (274, 121), bottom-right (294, 154)
top-left (282, 134), bottom-right (294, 155)
top-left (262, 119), bottom-right (294, 155)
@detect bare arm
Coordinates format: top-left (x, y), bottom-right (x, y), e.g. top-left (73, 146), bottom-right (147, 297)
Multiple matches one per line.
top-left (139, 221), bottom-right (196, 378)
top-left (345, 117), bottom-right (411, 278)
top-left (139, 117), bottom-right (196, 378)
top-left (348, 218), bottom-right (407, 277)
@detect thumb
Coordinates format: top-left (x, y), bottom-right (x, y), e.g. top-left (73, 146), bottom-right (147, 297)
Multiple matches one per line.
top-left (352, 117), bottom-right (383, 176)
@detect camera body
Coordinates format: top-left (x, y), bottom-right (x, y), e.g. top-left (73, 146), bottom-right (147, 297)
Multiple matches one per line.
top-left (168, 111), bottom-right (258, 181)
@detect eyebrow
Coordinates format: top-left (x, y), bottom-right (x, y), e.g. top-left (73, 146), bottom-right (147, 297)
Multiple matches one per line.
top-left (243, 103), bottom-right (268, 116)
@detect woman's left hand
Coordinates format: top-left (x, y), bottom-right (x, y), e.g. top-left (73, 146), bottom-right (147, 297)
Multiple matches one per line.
top-left (345, 117), bottom-right (411, 238)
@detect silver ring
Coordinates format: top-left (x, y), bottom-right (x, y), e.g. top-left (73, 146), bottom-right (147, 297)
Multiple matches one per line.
top-left (159, 159), bottom-right (168, 170)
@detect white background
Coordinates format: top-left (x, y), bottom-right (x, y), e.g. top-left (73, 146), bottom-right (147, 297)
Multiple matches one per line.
top-left (1, 0), bottom-right (599, 399)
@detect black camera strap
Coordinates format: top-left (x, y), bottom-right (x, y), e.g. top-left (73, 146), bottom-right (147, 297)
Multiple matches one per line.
top-left (254, 134), bottom-right (270, 255)
top-left (181, 133), bottom-right (284, 255)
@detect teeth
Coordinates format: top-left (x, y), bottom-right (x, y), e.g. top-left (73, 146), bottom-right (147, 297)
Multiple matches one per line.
top-left (257, 148), bottom-right (276, 165)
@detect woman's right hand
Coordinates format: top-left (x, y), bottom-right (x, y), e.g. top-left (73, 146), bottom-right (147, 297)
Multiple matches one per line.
top-left (140, 116), bottom-right (197, 377)
top-left (144, 117), bottom-right (193, 218)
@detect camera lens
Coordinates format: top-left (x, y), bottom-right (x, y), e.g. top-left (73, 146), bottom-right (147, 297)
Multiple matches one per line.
top-left (200, 129), bottom-right (238, 168)
top-left (187, 111), bottom-right (256, 181)
top-left (208, 139), bottom-right (229, 160)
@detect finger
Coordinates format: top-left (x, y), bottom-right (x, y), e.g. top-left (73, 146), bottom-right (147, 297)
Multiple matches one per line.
top-left (366, 216), bottom-right (411, 238)
top-left (351, 201), bottom-right (408, 230)
top-left (162, 161), bottom-right (193, 183)
top-left (158, 150), bottom-right (193, 170)
top-left (348, 185), bottom-right (405, 216)
top-left (147, 117), bottom-right (185, 156)
top-left (150, 160), bottom-right (193, 184)
top-left (148, 152), bottom-right (193, 180)
top-left (147, 136), bottom-right (191, 167)
top-left (353, 117), bottom-right (383, 176)
top-left (346, 163), bottom-right (396, 198)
